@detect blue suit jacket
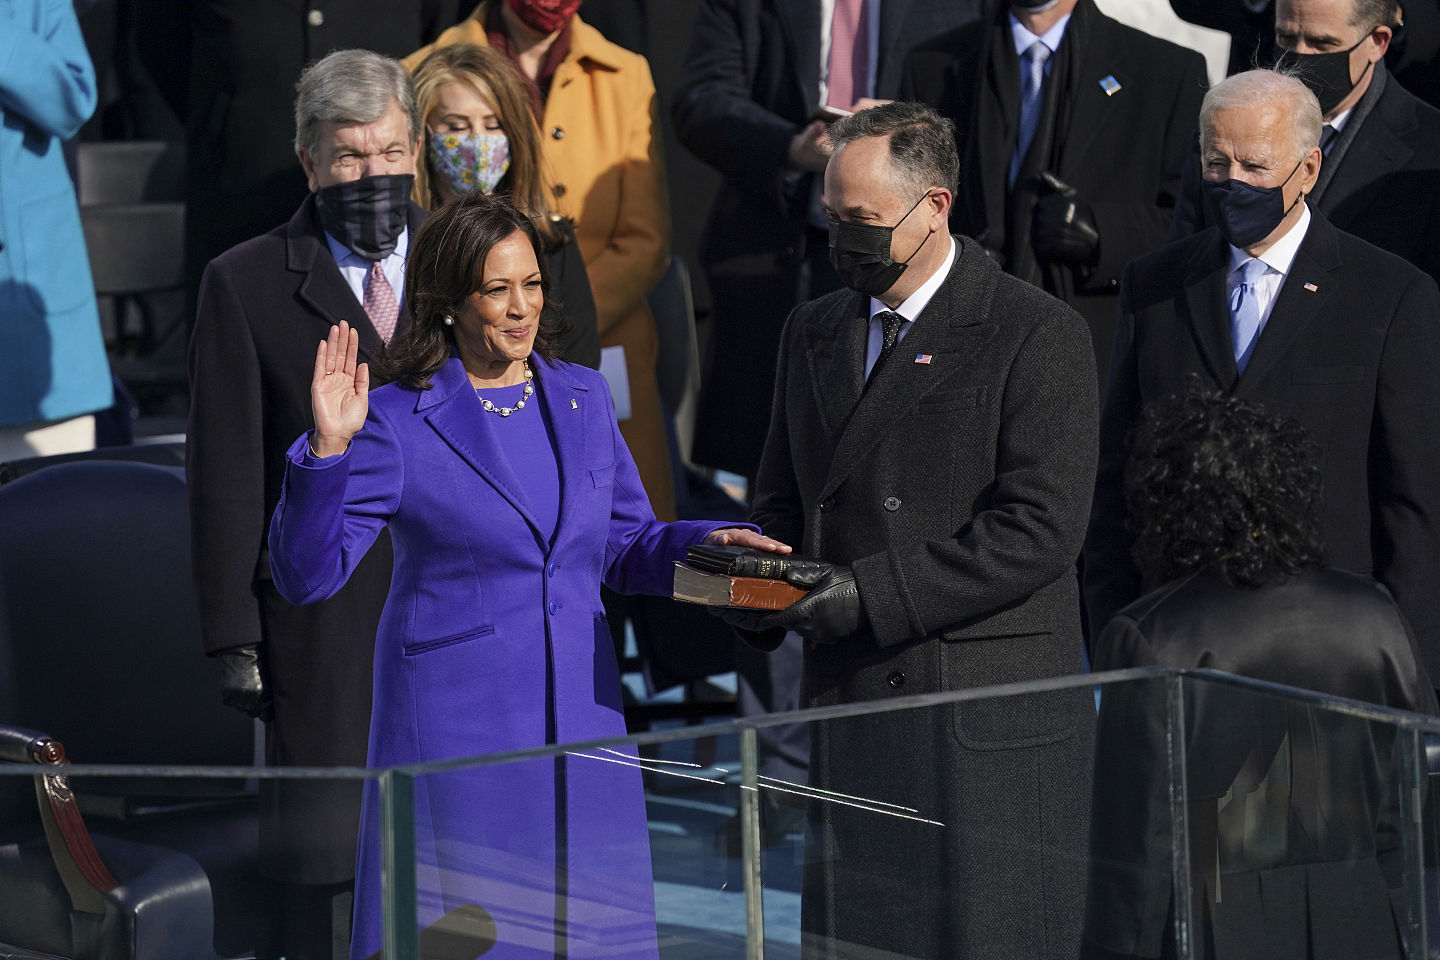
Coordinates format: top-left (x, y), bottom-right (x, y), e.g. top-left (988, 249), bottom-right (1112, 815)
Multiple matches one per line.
top-left (0, 0), bottom-right (110, 426)
top-left (268, 354), bottom-right (735, 957)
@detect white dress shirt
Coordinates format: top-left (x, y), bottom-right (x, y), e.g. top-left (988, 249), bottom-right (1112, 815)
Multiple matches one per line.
top-left (1225, 202), bottom-right (1312, 343)
top-left (324, 227), bottom-right (410, 313)
top-left (1008, 10), bottom-right (1072, 58)
top-left (864, 235), bottom-right (957, 379)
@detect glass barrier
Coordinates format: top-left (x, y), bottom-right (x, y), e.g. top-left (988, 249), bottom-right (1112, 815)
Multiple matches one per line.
top-left (1, 668), bottom-right (1437, 960)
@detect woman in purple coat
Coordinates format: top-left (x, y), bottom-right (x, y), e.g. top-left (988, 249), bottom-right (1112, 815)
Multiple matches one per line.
top-left (267, 192), bottom-right (787, 959)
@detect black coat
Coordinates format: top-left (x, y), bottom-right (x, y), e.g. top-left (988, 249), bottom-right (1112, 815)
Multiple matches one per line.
top-left (1083, 211), bottom-right (1440, 687)
top-left (186, 197), bottom-right (423, 883)
top-left (671, 0), bottom-right (985, 477)
top-left (899, 0), bottom-right (1208, 383)
top-left (751, 235), bottom-right (1098, 959)
top-left (1085, 567), bottom-right (1436, 960)
top-left (1171, 66), bottom-right (1440, 285)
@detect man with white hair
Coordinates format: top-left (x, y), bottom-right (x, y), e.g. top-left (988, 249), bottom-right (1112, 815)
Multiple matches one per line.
top-left (186, 48), bottom-right (423, 958)
top-left (1084, 68), bottom-right (1440, 691)
top-left (1172, 0), bottom-right (1440, 284)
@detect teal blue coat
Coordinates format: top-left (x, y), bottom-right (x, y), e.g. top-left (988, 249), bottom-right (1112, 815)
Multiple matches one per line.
top-left (0, 0), bottom-right (110, 426)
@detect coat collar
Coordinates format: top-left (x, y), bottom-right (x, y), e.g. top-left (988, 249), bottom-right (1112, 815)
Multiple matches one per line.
top-left (1179, 214), bottom-right (1343, 393)
top-left (417, 354), bottom-right (592, 546)
top-left (807, 237), bottom-right (1000, 504)
top-left (1318, 69), bottom-right (1417, 222)
top-left (454, 3), bottom-right (625, 72)
top-left (284, 195), bottom-right (427, 360)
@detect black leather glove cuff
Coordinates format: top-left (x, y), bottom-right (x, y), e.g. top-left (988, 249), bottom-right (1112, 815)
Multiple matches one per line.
top-left (218, 643), bottom-right (272, 721)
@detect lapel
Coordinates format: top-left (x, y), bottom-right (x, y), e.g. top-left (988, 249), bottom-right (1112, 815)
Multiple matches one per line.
top-left (1236, 213), bottom-right (1341, 393)
top-left (803, 289), bottom-right (868, 443)
top-left (777, 0), bottom-right (822, 109)
top-left (1057, 3), bottom-right (1129, 175)
top-left (419, 357), bottom-right (544, 539)
top-left (1179, 230), bottom-right (1239, 390)
top-left (815, 238), bottom-right (999, 504)
top-left (533, 358), bottom-right (593, 548)
top-left (287, 197), bottom-right (427, 360)
top-left (1317, 79), bottom-right (1417, 223)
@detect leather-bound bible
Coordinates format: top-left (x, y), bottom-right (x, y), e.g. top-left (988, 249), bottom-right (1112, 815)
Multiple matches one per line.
top-left (672, 562), bottom-right (806, 610)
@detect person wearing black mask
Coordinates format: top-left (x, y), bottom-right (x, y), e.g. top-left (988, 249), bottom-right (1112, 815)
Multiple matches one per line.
top-left (723, 101), bottom-right (1099, 959)
top-left (1086, 69), bottom-right (1440, 701)
top-left (1171, 0), bottom-right (1440, 285)
top-left (185, 48), bottom-right (425, 960)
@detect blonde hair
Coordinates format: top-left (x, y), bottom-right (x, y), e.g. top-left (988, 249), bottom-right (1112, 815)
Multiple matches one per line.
top-left (409, 43), bottom-right (561, 245)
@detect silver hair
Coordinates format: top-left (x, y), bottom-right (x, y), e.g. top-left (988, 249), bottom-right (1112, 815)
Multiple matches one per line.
top-left (1199, 69), bottom-right (1323, 163)
top-left (293, 49), bottom-right (420, 158)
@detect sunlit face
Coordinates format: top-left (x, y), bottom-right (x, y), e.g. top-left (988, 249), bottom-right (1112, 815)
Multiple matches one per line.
top-left (1274, 0), bottom-right (1390, 115)
top-left (1201, 104), bottom-right (1318, 193)
top-left (299, 99), bottom-right (419, 191)
top-left (822, 136), bottom-right (942, 277)
top-left (426, 79), bottom-right (504, 138)
top-left (453, 229), bottom-right (543, 370)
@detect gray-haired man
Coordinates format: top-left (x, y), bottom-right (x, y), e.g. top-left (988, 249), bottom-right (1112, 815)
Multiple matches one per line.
top-left (186, 48), bottom-right (422, 958)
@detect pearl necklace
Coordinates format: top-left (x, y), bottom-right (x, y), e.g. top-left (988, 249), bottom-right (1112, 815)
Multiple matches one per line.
top-left (475, 360), bottom-right (534, 417)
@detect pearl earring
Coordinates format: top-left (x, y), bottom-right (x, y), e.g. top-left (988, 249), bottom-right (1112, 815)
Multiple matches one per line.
top-left (443, 315), bottom-right (455, 326)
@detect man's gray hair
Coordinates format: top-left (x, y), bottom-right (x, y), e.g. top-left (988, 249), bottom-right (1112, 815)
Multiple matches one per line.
top-left (828, 101), bottom-right (960, 198)
top-left (1199, 69), bottom-right (1323, 163)
top-left (294, 49), bottom-right (420, 157)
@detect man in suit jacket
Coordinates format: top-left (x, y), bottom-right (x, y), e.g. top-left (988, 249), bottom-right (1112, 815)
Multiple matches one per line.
top-left (186, 49), bottom-right (423, 960)
top-left (673, 0), bottom-right (985, 481)
top-left (1171, 0), bottom-right (1440, 285)
top-left (737, 101), bottom-right (1098, 959)
top-left (1085, 69), bottom-right (1440, 690)
top-left (901, 0), bottom-right (1208, 382)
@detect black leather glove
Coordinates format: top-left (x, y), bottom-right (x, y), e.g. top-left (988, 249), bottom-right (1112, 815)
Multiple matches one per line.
top-left (1032, 171), bottom-right (1100, 267)
top-left (758, 566), bottom-right (863, 642)
top-left (218, 643), bottom-right (273, 721)
top-left (707, 606), bottom-right (788, 651)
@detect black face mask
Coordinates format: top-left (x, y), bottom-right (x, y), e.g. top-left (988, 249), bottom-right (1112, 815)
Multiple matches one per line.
top-left (313, 173), bottom-right (414, 260)
top-left (1202, 157), bottom-right (1305, 249)
top-left (829, 193), bottom-right (932, 299)
top-left (1010, 0), bottom-right (1062, 9)
top-left (1274, 32), bottom-right (1376, 115)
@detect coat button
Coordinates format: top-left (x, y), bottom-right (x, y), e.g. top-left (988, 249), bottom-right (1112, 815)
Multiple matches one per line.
top-left (306, 8), bottom-right (324, 26)
top-left (548, 600), bottom-right (559, 615)
top-left (887, 671), bottom-right (906, 688)
top-left (883, 496), bottom-right (901, 512)
top-left (551, 126), bottom-right (565, 139)
top-left (548, 563), bottom-right (558, 577)
top-left (820, 496), bottom-right (836, 513)
top-left (552, 183), bottom-right (567, 198)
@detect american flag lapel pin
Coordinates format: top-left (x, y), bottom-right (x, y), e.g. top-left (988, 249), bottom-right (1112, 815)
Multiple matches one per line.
top-left (1100, 75), bottom-right (1122, 96)
top-left (1303, 282), bottom-right (1319, 292)
top-left (914, 354), bottom-right (933, 365)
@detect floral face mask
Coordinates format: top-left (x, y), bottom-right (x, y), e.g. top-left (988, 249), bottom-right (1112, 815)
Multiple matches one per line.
top-left (428, 130), bottom-right (511, 197)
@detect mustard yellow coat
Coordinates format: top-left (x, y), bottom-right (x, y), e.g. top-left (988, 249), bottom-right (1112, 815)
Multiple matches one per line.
top-left (407, 5), bottom-right (675, 519)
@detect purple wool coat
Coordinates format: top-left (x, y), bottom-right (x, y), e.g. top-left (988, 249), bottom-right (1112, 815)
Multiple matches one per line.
top-left (269, 355), bottom-right (737, 959)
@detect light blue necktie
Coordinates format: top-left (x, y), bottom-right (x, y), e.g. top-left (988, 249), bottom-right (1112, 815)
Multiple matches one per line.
top-left (1230, 258), bottom-right (1269, 373)
top-left (1009, 41), bottom-right (1051, 187)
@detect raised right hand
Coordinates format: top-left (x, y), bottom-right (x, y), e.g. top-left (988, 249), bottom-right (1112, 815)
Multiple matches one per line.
top-left (311, 320), bottom-right (369, 457)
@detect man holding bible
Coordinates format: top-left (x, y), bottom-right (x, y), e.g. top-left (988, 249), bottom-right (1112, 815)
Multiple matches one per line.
top-left (725, 101), bottom-right (1098, 960)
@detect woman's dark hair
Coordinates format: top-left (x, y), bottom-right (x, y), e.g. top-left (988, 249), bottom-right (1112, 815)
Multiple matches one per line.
top-left (1123, 386), bottom-right (1326, 588)
top-left (374, 190), bottom-right (570, 389)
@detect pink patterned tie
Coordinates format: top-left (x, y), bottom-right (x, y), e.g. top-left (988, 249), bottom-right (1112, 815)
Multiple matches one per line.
top-left (827, 0), bottom-right (869, 110)
top-left (363, 260), bottom-right (399, 344)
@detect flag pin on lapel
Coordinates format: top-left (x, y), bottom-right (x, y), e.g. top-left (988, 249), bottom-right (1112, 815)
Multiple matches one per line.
top-left (1100, 75), bottom-right (1122, 96)
top-left (914, 354), bottom-right (933, 364)
top-left (1303, 282), bottom-right (1319, 292)
top-left (570, 398), bottom-right (578, 409)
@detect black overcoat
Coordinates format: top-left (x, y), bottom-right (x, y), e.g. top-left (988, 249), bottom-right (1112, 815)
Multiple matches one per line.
top-left (672, 0), bottom-right (986, 476)
top-left (751, 235), bottom-right (1099, 959)
top-left (186, 197), bottom-right (424, 882)
top-left (899, 0), bottom-right (1208, 383)
top-left (1083, 211), bottom-right (1440, 687)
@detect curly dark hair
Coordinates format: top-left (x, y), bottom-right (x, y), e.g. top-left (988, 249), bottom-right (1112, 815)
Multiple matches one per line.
top-left (373, 190), bottom-right (570, 389)
top-left (1123, 387), bottom-right (1326, 588)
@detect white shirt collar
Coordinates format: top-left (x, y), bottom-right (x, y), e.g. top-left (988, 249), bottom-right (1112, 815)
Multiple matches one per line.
top-left (1326, 105), bottom-right (1355, 134)
top-left (1228, 202), bottom-right (1311, 277)
top-left (1009, 11), bottom-right (1072, 55)
top-left (870, 235), bottom-right (957, 323)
